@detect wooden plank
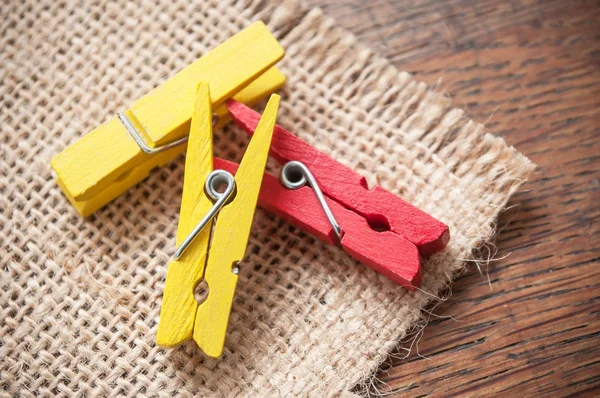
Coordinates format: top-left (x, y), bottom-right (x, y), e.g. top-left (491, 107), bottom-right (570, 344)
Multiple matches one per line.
top-left (306, 0), bottom-right (600, 395)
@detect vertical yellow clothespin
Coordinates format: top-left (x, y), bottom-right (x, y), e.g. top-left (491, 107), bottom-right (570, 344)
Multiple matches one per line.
top-left (51, 21), bottom-right (285, 216)
top-left (157, 82), bottom-right (280, 358)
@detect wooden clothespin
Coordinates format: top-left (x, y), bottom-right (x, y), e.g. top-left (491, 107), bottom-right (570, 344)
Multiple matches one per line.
top-left (222, 100), bottom-right (451, 289)
top-left (51, 22), bottom-right (285, 217)
top-left (157, 83), bottom-right (280, 358)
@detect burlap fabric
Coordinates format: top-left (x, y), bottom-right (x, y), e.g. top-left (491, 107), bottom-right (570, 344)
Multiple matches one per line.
top-left (0, 0), bottom-right (534, 396)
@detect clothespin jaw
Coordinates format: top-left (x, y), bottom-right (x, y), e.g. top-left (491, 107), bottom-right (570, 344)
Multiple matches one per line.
top-left (51, 21), bottom-right (285, 217)
top-left (157, 89), bottom-right (280, 357)
top-left (156, 82), bottom-right (215, 347)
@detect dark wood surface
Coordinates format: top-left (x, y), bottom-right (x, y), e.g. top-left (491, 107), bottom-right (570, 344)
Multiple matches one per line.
top-left (305, 0), bottom-right (600, 396)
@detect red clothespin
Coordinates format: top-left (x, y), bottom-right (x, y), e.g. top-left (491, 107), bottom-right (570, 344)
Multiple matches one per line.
top-left (222, 100), bottom-right (450, 290)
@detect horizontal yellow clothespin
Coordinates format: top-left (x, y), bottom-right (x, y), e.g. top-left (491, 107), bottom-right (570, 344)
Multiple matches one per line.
top-left (157, 82), bottom-right (280, 357)
top-left (51, 21), bottom-right (285, 216)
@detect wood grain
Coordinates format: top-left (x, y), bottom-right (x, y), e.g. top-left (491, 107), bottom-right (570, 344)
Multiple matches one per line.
top-left (306, 0), bottom-right (600, 396)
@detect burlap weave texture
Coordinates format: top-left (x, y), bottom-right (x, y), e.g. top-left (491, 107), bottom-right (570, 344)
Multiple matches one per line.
top-left (0, 0), bottom-right (534, 396)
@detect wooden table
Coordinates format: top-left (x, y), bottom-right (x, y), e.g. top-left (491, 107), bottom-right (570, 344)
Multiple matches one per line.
top-left (306, 0), bottom-right (600, 395)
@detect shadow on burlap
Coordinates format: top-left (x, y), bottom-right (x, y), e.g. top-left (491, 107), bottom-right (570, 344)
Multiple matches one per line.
top-left (0, 0), bottom-right (534, 396)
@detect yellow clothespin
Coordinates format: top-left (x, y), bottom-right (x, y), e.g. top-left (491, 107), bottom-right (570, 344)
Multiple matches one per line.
top-left (51, 21), bottom-right (285, 216)
top-left (157, 82), bottom-right (279, 357)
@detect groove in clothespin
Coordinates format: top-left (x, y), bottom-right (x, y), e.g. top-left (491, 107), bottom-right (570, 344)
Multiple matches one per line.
top-left (193, 94), bottom-right (280, 358)
top-left (51, 21), bottom-right (285, 217)
top-left (226, 100), bottom-right (450, 256)
top-left (157, 82), bottom-right (215, 348)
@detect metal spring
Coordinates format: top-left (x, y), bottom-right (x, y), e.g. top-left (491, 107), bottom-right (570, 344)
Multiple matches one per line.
top-left (172, 170), bottom-right (236, 260)
top-left (279, 161), bottom-right (343, 242)
top-left (173, 160), bottom-right (344, 259)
